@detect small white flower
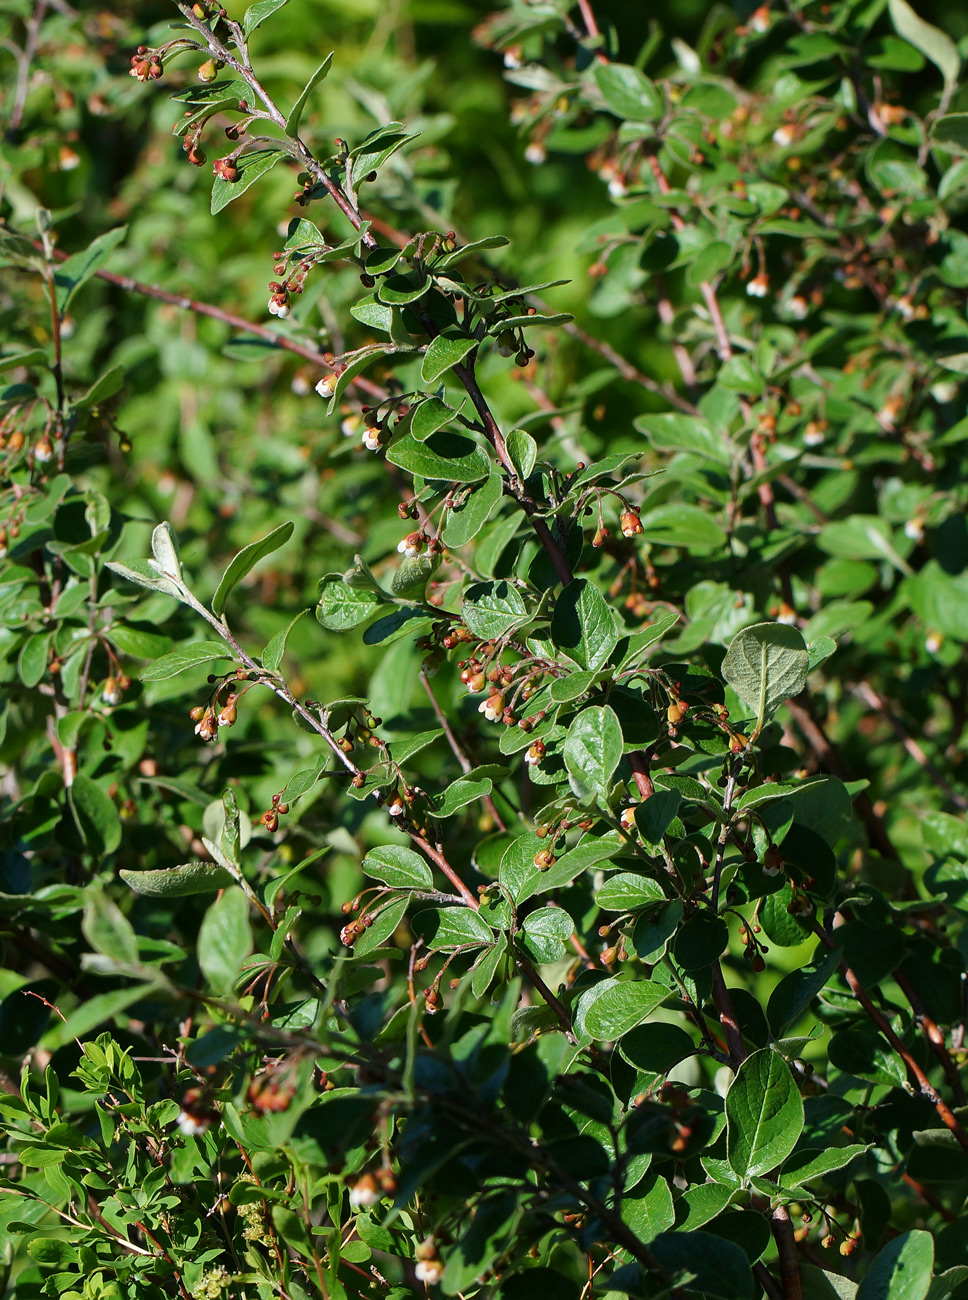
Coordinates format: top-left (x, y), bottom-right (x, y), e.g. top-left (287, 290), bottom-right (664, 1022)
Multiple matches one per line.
top-left (348, 1177), bottom-right (381, 1209)
top-left (776, 605), bottom-right (797, 625)
top-left (931, 380), bottom-right (958, 403)
top-left (315, 374), bottom-right (336, 398)
top-left (762, 860), bottom-right (783, 877)
top-left (479, 693), bottom-right (503, 722)
top-left (33, 440), bottom-right (53, 463)
top-left (341, 415), bottom-right (361, 439)
top-left (362, 427), bottom-right (382, 451)
top-left (772, 124), bottom-right (796, 148)
top-left (59, 147), bottom-right (81, 171)
top-left (415, 1260), bottom-right (443, 1285)
top-left (608, 175), bottom-right (628, 198)
top-left (751, 4), bottom-right (770, 32)
top-left (503, 46), bottom-right (522, 69)
top-left (926, 631), bottom-right (943, 654)
top-left (524, 141), bottom-right (546, 166)
top-left (803, 423), bottom-right (825, 447)
top-left (787, 295), bottom-right (808, 320)
top-left (291, 374), bottom-right (310, 396)
top-left (746, 274), bottom-right (769, 298)
top-left (904, 518), bottom-right (924, 542)
top-left (894, 296), bottom-right (914, 319)
top-left (525, 742), bottom-right (545, 766)
top-left (620, 806), bottom-right (637, 832)
top-left (176, 1109), bottom-right (210, 1137)
top-left (102, 684), bottom-right (123, 706)
top-left (0, 546), bottom-right (6, 561)
top-left (397, 532), bottom-right (424, 558)
top-left (386, 797), bottom-right (405, 817)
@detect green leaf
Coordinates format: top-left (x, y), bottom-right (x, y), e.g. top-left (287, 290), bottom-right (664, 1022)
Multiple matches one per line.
top-left (75, 363), bottom-right (124, 411)
top-left (108, 624), bottom-right (172, 659)
top-left (562, 704), bottom-right (622, 802)
top-left (105, 558), bottom-right (183, 600)
top-left (637, 503), bottom-right (727, 550)
top-left (505, 428), bottom-right (537, 480)
top-left (887, 0), bottom-right (959, 90)
top-left (120, 862), bottom-right (234, 897)
top-left (857, 1230), bottom-right (934, 1300)
top-left (350, 121), bottom-right (415, 186)
top-left (212, 522), bottom-right (294, 617)
top-left (262, 608), bottom-right (310, 672)
top-left (69, 774), bottom-right (122, 856)
top-left (0, 349), bottom-right (47, 373)
top-left (285, 52), bottom-right (333, 134)
top-left (421, 332), bottom-right (477, 383)
top-left (411, 395), bottom-right (456, 441)
top-left (18, 633), bottom-right (50, 688)
top-left (574, 976), bottom-right (669, 1041)
top-left (440, 473), bottom-right (504, 547)
top-left (593, 62), bottom-right (663, 121)
top-left (781, 1144), bottom-right (869, 1188)
top-left (632, 790), bottom-right (681, 848)
top-left (726, 1048), bottom-right (804, 1180)
top-left (354, 894), bottom-right (410, 957)
top-left (139, 640), bottom-right (236, 681)
top-left (634, 412), bottom-right (731, 466)
top-left (243, 0), bottom-right (290, 36)
top-left (623, 1173), bottom-right (675, 1244)
top-left (435, 773), bottom-right (495, 817)
top-left (212, 147), bottom-right (287, 215)
top-left (198, 887), bottom-right (253, 994)
top-left (54, 226), bottom-right (127, 313)
top-left (387, 430), bottom-right (491, 483)
top-left (82, 888), bottom-right (138, 965)
top-left (650, 1231), bottom-right (753, 1300)
top-left (767, 949), bottom-right (843, 1037)
top-left (412, 905), bottom-right (494, 950)
top-left (461, 580), bottom-right (527, 639)
top-left (150, 520), bottom-right (182, 583)
top-left (596, 872), bottom-right (665, 911)
top-left (437, 234), bottom-right (510, 267)
top-left (677, 1183), bottom-right (737, 1231)
top-left (316, 574), bottom-right (387, 630)
top-left (27, 1239), bottom-right (77, 1266)
top-left (521, 907), bottom-right (574, 963)
top-left (933, 114), bottom-right (968, 154)
top-left (362, 845), bottom-right (433, 890)
top-left (550, 578), bottom-right (618, 669)
top-left (721, 622), bottom-right (809, 731)
top-left (672, 913), bottom-right (729, 971)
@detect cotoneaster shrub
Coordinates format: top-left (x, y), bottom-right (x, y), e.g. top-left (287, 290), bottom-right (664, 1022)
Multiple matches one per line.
top-left (3, 2), bottom-right (968, 1299)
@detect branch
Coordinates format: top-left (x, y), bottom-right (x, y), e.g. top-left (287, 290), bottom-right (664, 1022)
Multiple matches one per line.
top-left (770, 1204), bottom-right (803, 1300)
top-left (813, 923), bottom-right (968, 1153)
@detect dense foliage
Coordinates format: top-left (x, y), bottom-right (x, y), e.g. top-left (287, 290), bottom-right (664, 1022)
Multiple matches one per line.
top-left (4, 0), bottom-right (968, 1297)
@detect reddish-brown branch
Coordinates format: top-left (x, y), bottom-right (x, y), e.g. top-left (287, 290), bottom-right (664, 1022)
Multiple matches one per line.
top-left (852, 680), bottom-right (968, 811)
top-left (710, 964), bottom-right (747, 1067)
top-left (419, 669), bottom-right (506, 831)
top-left (786, 694), bottom-right (899, 861)
top-left (409, 834), bottom-right (479, 910)
top-left (770, 1205), bottom-right (803, 1300)
top-left (813, 924), bottom-right (968, 1153)
top-left (893, 967), bottom-right (966, 1106)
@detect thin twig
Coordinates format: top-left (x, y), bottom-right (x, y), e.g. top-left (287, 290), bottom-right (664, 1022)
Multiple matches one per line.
top-left (770, 1204), bottom-right (803, 1300)
top-left (813, 924), bottom-right (968, 1154)
top-left (852, 680), bottom-right (968, 811)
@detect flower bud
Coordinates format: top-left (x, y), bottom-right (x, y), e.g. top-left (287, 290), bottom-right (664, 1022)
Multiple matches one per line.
top-left (212, 156), bottom-right (239, 182)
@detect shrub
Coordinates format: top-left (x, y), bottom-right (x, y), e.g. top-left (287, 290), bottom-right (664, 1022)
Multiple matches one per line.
top-left (3, 1), bottom-right (968, 1298)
